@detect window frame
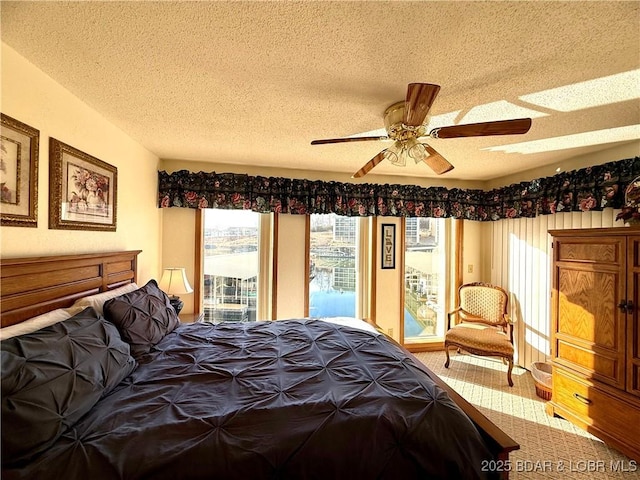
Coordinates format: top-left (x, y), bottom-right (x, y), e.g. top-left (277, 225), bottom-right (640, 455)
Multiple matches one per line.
top-left (399, 217), bottom-right (462, 352)
top-left (305, 214), bottom-right (371, 319)
top-left (195, 209), bottom-right (274, 321)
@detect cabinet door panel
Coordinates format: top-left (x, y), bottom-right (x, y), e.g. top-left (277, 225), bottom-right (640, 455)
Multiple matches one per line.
top-left (557, 268), bottom-right (618, 347)
top-left (556, 241), bottom-right (619, 264)
top-left (627, 236), bottom-right (640, 398)
top-left (553, 236), bottom-right (626, 389)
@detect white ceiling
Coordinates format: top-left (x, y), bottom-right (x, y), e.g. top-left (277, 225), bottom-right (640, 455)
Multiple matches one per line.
top-left (1, 1), bottom-right (639, 181)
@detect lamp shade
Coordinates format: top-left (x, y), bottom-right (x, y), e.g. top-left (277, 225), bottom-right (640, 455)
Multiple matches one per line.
top-left (158, 268), bottom-right (193, 296)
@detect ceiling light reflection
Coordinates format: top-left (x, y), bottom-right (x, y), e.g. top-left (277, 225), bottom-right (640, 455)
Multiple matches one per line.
top-left (482, 124), bottom-right (640, 154)
top-left (520, 69), bottom-right (640, 112)
top-left (458, 100), bottom-right (548, 124)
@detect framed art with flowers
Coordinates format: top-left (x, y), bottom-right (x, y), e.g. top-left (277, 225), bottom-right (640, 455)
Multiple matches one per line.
top-left (0, 113), bottom-right (39, 227)
top-left (49, 138), bottom-right (117, 231)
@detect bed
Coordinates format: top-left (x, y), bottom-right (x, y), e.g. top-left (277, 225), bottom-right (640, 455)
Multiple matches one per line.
top-left (0, 250), bottom-right (518, 479)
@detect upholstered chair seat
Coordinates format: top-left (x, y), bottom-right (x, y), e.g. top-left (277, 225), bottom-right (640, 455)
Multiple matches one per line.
top-left (444, 282), bottom-right (515, 386)
top-left (445, 323), bottom-right (514, 356)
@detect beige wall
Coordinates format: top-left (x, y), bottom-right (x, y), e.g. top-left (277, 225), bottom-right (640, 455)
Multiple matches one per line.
top-left (161, 208), bottom-right (197, 312)
top-left (275, 214), bottom-right (307, 318)
top-left (373, 217), bottom-right (403, 341)
top-left (0, 43), bottom-right (162, 283)
top-left (461, 220), bottom-right (484, 283)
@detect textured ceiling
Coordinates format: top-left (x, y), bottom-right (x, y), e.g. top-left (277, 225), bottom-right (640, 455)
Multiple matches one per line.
top-left (1, 1), bottom-right (639, 181)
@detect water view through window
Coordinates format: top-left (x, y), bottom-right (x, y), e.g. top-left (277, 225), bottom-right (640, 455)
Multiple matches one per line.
top-left (203, 209), bottom-right (260, 323)
top-left (403, 218), bottom-right (446, 343)
top-left (308, 214), bottom-right (358, 318)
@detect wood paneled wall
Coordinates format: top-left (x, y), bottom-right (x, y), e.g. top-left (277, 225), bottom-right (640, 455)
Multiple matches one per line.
top-left (487, 209), bottom-right (619, 369)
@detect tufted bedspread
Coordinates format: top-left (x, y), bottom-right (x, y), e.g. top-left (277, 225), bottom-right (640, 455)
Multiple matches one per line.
top-left (3, 319), bottom-right (494, 480)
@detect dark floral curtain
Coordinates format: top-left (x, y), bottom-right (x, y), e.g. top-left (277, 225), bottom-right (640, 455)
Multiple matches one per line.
top-left (158, 156), bottom-right (639, 221)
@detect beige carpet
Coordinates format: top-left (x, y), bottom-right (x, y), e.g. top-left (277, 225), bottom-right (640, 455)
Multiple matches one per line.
top-left (413, 351), bottom-right (639, 479)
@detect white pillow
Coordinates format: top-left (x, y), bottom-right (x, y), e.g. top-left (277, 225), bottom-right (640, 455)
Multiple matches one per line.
top-left (0, 305), bottom-right (85, 341)
top-left (72, 283), bottom-right (139, 315)
top-left (317, 317), bottom-right (381, 336)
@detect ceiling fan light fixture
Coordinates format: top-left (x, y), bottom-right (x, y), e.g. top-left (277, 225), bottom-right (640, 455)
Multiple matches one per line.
top-left (406, 138), bottom-right (427, 164)
top-left (384, 141), bottom-right (405, 166)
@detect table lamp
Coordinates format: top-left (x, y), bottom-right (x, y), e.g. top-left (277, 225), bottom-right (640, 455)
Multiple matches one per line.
top-left (159, 267), bottom-right (193, 314)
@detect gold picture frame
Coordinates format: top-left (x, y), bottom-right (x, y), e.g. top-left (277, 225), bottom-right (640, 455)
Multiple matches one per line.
top-left (0, 114), bottom-right (39, 227)
top-left (49, 138), bottom-right (117, 231)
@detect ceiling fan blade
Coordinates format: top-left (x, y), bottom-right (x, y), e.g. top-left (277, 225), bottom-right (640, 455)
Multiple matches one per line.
top-left (352, 151), bottom-right (387, 178)
top-left (422, 144), bottom-right (454, 175)
top-left (311, 135), bottom-right (388, 145)
top-left (429, 118), bottom-right (532, 139)
top-left (404, 83), bottom-right (441, 127)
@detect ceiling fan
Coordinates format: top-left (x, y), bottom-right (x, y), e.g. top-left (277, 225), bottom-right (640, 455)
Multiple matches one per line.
top-left (311, 83), bottom-right (532, 178)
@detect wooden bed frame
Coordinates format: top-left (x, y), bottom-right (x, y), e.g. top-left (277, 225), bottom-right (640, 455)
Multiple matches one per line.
top-left (412, 350), bottom-right (519, 478)
top-left (0, 250), bottom-right (141, 328)
top-left (0, 250), bottom-right (518, 478)
top-left (374, 328), bottom-right (519, 478)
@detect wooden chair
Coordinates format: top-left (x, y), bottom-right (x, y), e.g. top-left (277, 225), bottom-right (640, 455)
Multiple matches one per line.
top-left (444, 282), bottom-right (514, 386)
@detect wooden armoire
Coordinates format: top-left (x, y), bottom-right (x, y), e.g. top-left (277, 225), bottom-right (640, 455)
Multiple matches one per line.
top-left (547, 227), bottom-right (640, 461)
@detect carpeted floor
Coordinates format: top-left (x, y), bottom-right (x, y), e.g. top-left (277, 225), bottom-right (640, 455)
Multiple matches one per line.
top-left (413, 351), bottom-right (640, 479)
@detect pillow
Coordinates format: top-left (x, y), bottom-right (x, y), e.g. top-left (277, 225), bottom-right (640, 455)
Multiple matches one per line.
top-left (72, 282), bottom-right (139, 315)
top-left (1, 307), bottom-right (136, 465)
top-left (103, 279), bottom-right (180, 358)
top-left (0, 305), bottom-right (85, 341)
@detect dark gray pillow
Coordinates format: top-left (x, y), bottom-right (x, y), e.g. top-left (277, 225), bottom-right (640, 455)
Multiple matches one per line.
top-left (103, 279), bottom-right (180, 358)
top-left (1, 307), bottom-right (136, 465)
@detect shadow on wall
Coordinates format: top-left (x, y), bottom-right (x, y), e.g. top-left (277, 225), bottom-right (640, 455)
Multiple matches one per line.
top-left (509, 293), bottom-right (550, 370)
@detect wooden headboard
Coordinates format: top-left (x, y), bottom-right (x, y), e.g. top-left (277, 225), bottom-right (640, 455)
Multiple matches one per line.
top-left (0, 250), bottom-right (142, 328)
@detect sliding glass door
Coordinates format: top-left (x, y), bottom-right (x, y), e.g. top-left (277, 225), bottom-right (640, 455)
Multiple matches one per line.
top-left (202, 209), bottom-right (261, 323)
top-left (308, 214), bottom-right (359, 318)
top-left (403, 217), bottom-right (447, 344)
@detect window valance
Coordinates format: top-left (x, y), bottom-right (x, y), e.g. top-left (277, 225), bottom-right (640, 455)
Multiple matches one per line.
top-left (158, 156), bottom-right (639, 221)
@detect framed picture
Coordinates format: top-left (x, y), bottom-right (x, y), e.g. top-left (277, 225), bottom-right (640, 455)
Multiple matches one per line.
top-left (381, 223), bottom-right (396, 269)
top-left (0, 114), bottom-right (39, 227)
top-left (49, 138), bottom-right (117, 231)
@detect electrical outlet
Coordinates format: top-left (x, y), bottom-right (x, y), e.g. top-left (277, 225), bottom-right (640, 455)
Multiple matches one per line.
top-left (387, 328), bottom-right (393, 337)
top-left (467, 264), bottom-right (474, 273)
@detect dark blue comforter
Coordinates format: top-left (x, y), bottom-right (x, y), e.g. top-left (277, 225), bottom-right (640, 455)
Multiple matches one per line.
top-left (3, 319), bottom-right (493, 479)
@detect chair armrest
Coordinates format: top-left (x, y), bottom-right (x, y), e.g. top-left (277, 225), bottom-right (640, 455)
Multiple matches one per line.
top-left (503, 313), bottom-right (515, 343)
top-left (447, 307), bottom-right (462, 329)
top-left (448, 307), bottom-right (490, 328)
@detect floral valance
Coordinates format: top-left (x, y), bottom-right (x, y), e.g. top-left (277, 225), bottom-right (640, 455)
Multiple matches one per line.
top-left (158, 156), bottom-right (640, 221)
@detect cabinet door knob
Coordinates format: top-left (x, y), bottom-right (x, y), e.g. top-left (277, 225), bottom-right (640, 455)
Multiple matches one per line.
top-left (573, 393), bottom-right (592, 405)
top-left (618, 300), bottom-right (628, 313)
top-left (626, 300), bottom-right (634, 313)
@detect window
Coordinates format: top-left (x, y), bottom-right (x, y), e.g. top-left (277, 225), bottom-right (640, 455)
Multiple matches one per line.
top-left (403, 217), bottom-right (447, 343)
top-left (202, 209), bottom-right (266, 322)
top-left (308, 214), bottom-right (360, 318)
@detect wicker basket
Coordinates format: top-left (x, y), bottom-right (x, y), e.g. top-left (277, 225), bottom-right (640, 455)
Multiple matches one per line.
top-left (530, 362), bottom-right (552, 400)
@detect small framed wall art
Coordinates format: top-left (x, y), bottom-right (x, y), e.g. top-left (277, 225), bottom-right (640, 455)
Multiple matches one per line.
top-left (0, 113), bottom-right (39, 227)
top-left (381, 223), bottom-right (396, 269)
top-left (49, 138), bottom-right (117, 231)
